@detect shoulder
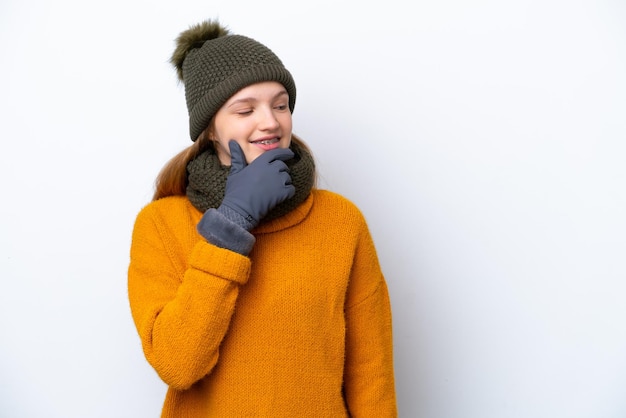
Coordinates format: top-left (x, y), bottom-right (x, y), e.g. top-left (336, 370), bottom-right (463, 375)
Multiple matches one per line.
top-left (310, 189), bottom-right (367, 225)
top-left (137, 195), bottom-right (195, 215)
top-left (133, 196), bottom-right (201, 231)
top-left (312, 189), bottom-right (360, 210)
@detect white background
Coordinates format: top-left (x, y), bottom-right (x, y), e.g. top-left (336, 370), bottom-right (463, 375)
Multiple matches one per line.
top-left (1, 0), bottom-right (625, 417)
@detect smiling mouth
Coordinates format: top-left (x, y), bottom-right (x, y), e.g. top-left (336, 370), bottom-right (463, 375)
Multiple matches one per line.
top-left (252, 138), bottom-right (279, 145)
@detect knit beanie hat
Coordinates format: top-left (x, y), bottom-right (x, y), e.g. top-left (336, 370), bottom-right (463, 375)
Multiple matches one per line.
top-left (170, 20), bottom-right (297, 142)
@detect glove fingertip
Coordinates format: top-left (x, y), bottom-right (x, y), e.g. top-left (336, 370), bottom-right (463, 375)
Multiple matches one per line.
top-left (268, 147), bottom-right (295, 162)
top-left (282, 148), bottom-right (295, 160)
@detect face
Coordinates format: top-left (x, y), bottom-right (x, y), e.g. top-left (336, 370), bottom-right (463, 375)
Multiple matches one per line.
top-left (209, 81), bottom-right (293, 165)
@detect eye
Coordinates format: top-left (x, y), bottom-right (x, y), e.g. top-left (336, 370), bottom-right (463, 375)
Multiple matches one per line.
top-left (274, 103), bottom-right (289, 111)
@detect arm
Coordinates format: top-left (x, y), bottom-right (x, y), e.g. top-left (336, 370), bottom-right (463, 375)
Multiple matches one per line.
top-left (128, 205), bottom-right (251, 390)
top-left (343, 222), bottom-right (398, 417)
top-left (128, 142), bottom-right (294, 390)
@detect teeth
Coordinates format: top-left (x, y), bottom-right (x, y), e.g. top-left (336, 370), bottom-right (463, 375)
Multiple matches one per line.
top-left (256, 139), bottom-right (277, 145)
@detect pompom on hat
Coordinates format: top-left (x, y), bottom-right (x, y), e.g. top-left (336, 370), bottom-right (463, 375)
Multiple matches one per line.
top-left (170, 20), bottom-right (297, 142)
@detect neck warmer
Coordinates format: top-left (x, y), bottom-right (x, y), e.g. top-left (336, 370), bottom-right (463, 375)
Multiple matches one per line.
top-left (186, 142), bottom-right (315, 223)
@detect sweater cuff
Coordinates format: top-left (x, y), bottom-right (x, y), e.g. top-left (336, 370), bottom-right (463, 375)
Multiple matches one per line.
top-left (197, 208), bottom-right (256, 255)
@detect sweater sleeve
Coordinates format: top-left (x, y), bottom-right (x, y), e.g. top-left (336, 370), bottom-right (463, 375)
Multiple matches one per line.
top-left (127, 203), bottom-right (251, 390)
top-left (343, 219), bottom-right (398, 417)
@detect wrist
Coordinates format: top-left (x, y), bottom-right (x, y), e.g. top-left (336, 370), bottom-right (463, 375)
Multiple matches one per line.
top-left (197, 208), bottom-right (256, 255)
top-left (217, 204), bottom-right (257, 230)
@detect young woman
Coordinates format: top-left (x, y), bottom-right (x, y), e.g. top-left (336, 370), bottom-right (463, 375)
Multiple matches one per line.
top-left (128, 19), bottom-right (397, 417)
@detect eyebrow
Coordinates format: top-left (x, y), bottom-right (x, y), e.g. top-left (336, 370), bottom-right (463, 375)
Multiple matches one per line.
top-left (226, 90), bottom-right (289, 108)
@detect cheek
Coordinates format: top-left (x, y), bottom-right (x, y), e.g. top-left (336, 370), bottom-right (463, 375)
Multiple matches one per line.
top-left (279, 115), bottom-right (293, 137)
top-left (280, 113), bottom-right (293, 128)
top-left (214, 141), bottom-right (232, 165)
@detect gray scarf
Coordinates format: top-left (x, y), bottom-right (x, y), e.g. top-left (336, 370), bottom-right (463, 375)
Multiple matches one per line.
top-left (186, 142), bottom-right (315, 222)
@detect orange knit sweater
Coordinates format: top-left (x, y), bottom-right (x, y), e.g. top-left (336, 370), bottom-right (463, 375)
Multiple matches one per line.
top-left (128, 189), bottom-right (397, 417)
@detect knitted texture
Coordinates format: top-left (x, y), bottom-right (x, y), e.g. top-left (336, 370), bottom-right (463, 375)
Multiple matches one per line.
top-left (186, 141), bottom-right (315, 222)
top-left (171, 20), bottom-right (296, 141)
top-left (128, 190), bottom-right (397, 417)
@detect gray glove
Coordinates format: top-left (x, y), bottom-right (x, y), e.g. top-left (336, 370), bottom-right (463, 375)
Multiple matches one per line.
top-left (218, 140), bottom-right (295, 230)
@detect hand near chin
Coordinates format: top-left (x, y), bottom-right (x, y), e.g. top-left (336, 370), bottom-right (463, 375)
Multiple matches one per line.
top-left (220, 140), bottom-right (295, 228)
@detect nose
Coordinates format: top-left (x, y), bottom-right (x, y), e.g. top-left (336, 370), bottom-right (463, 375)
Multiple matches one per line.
top-left (258, 107), bottom-right (280, 130)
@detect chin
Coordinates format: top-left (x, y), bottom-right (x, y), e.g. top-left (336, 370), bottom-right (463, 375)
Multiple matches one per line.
top-left (246, 151), bottom-right (265, 164)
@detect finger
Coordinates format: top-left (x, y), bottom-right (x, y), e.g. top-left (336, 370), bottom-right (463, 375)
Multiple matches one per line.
top-left (271, 147), bottom-right (295, 162)
top-left (256, 147), bottom-right (295, 165)
top-left (284, 183), bottom-right (296, 199)
top-left (228, 140), bottom-right (247, 174)
top-left (277, 172), bottom-right (296, 198)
